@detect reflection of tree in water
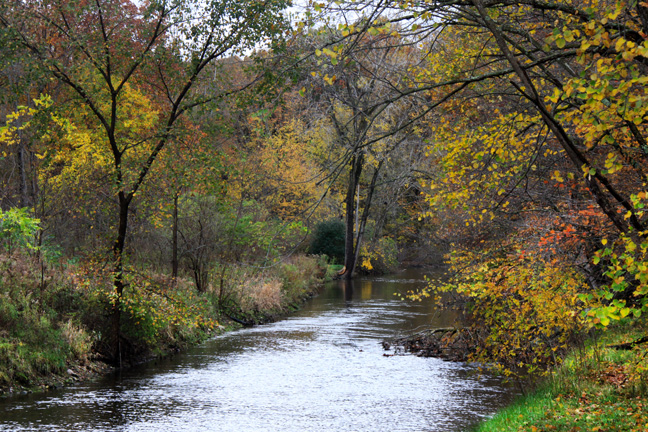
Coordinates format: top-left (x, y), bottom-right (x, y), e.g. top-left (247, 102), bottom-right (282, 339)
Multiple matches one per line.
top-left (339, 278), bottom-right (375, 302)
top-left (339, 278), bottom-right (354, 303)
top-left (361, 280), bottom-right (373, 300)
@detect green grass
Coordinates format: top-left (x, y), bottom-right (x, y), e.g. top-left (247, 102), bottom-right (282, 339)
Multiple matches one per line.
top-left (475, 321), bottom-right (648, 432)
top-left (0, 295), bottom-right (77, 389)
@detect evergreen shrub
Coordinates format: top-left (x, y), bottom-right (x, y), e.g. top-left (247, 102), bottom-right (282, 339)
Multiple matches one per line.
top-left (309, 219), bottom-right (345, 264)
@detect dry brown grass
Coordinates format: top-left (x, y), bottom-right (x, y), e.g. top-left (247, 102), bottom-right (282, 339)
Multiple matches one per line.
top-left (236, 276), bottom-right (284, 314)
top-left (61, 320), bottom-right (93, 364)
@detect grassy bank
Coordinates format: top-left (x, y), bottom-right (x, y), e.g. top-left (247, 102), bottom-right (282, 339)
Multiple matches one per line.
top-left (0, 253), bottom-right (332, 395)
top-left (475, 321), bottom-right (648, 432)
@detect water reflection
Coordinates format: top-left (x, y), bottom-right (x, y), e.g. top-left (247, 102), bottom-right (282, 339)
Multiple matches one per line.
top-left (0, 269), bottom-right (515, 432)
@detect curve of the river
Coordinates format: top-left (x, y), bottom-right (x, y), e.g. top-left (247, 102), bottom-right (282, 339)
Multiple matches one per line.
top-left (0, 269), bottom-right (516, 431)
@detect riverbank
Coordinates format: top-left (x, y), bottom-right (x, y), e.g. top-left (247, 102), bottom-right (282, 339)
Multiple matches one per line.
top-left (473, 321), bottom-right (648, 431)
top-left (0, 254), bottom-right (333, 396)
top-left (386, 327), bottom-right (473, 362)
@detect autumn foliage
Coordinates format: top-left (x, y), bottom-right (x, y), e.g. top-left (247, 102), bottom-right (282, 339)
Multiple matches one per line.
top-left (2, 0), bottom-right (648, 393)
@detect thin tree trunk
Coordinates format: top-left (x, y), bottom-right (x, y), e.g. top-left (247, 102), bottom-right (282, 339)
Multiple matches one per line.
top-left (353, 161), bottom-right (383, 271)
top-left (17, 129), bottom-right (28, 207)
top-left (355, 184), bottom-right (360, 239)
top-left (111, 191), bottom-right (130, 366)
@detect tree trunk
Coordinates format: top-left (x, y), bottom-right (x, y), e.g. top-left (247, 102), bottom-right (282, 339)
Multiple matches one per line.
top-left (353, 161), bottom-right (383, 271)
top-left (111, 191), bottom-right (130, 366)
top-left (172, 193), bottom-right (178, 280)
top-left (343, 153), bottom-right (364, 280)
top-left (17, 129), bottom-right (29, 207)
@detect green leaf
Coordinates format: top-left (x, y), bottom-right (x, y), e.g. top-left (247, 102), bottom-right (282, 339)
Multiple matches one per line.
top-left (564, 30), bottom-right (574, 42)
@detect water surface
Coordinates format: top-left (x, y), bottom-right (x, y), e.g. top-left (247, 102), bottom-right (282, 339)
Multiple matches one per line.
top-left (0, 269), bottom-right (515, 431)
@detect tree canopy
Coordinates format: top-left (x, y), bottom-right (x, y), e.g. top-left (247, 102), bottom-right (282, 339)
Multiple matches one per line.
top-left (1, 0), bottom-right (647, 375)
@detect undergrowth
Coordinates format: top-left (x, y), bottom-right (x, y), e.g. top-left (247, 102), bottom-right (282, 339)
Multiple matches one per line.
top-left (0, 252), bottom-right (91, 390)
top-left (217, 254), bottom-right (331, 324)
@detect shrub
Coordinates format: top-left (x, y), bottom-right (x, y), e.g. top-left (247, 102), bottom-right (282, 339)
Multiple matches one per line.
top-left (0, 207), bottom-right (40, 253)
top-left (237, 276), bottom-right (284, 314)
top-left (309, 219), bottom-right (345, 264)
top-left (412, 246), bottom-right (593, 379)
top-left (61, 320), bottom-right (93, 364)
top-left (217, 255), bottom-right (326, 323)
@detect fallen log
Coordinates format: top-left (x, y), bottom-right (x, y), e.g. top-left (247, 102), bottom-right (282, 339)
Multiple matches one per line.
top-left (607, 335), bottom-right (648, 350)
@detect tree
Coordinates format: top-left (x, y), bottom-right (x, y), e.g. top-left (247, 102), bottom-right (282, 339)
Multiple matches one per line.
top-left (0, 0), bottom-right (290, 364)
top-left (296, 0), bottom-right (648, 374)
top-left (0, 21), bottom-right (52, 210)
top-left (296, 26), bottom-right (426, 278)
top-left (309, 219), bottom-right (345, 263)
top-left (314, 0), bottom-right (648, 318)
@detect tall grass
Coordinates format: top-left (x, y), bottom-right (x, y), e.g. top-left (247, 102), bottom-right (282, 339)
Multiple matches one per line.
top-left (215, 255), bottom-right (329, 323)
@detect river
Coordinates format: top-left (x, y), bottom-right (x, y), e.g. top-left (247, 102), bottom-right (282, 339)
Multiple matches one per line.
top-left (0, 269), bottom-right (516, 431)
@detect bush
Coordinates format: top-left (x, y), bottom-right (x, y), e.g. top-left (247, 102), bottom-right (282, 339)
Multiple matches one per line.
top-left (358, 237), bottom-right (399, 275)
top-left (0, 283), bottom-right (77, 388)
top-left (0, 207), bottom-right (40, 253)
top-left (217, 255), bottom-right (326, 324)
top-left (413, 246), bottom-right (592, 379)
top-left (309, 219), bottom-right (345, 264)
top-left (83, 269), bottom-right (217, 357)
